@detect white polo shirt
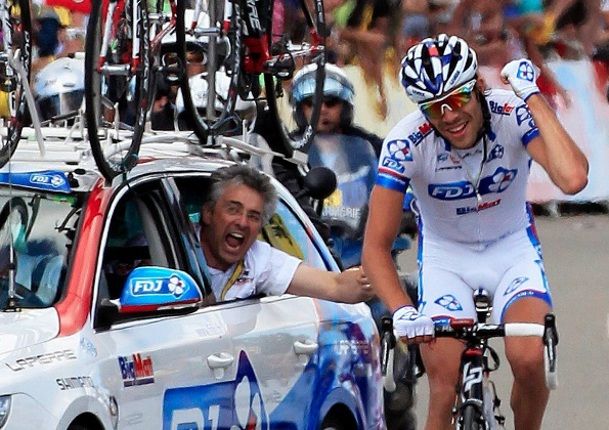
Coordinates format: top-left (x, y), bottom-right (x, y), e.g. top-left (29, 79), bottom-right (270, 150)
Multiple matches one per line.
top-left (207, 240), bottom-right (301, 301)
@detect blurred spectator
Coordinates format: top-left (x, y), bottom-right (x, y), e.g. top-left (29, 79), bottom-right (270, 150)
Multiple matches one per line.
top-left (31, 3), bottom-right (87, 75)
top-left (32, 6), bottom-right (63, 74)
top-left (450, 0), bottom-right (570, 108)
top-left (327, 0), bottom-right (398, 118)
top-left (400, 0), bottom-right (430, 51)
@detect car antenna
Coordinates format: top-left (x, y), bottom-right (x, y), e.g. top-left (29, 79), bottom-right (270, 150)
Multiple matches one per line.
top-left (4, 159), bottom-right (21, 312)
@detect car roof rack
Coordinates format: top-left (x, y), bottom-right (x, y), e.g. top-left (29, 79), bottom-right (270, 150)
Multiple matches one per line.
top-left (1, 112), bottom-right (308, 176)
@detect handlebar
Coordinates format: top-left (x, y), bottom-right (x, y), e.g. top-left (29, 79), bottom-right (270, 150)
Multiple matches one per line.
top-left (381, 313), bottom-right (559, 391)
top-left (434, 318), bottom-right (545, 340)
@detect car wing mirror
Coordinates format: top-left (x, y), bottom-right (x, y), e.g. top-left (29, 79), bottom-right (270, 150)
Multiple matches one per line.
top-left (119, 266), bottom-right (203, 313)
top-left (303, 166), bottom-right (337, 201)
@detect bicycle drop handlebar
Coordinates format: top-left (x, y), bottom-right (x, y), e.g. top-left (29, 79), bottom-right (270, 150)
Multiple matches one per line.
top-left (434, 318), bottom-right (546, 340)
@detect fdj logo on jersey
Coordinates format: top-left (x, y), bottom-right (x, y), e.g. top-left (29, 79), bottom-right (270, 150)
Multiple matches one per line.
top-left (478, 167), bottom-right (518, 194)
top-left (428, 181), bottom-right (476, 200)
top-left (516, 61), bottom-right (536, 81)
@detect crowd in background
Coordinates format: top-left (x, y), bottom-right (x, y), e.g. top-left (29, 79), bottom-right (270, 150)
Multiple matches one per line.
top-left (319, 0), bottom-right (609, 119)
top-left (26, 0), bottom-right (609, 120)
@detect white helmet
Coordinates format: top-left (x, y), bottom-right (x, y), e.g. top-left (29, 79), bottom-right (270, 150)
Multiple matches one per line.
top-left (400, 34), bottom-right (478, 103)
top-left (33, 56), bottom-right (85, 121)
top-left (175, 72), bottom-right (256, 131)
top-left (290, 63), bottom-right (354, 107)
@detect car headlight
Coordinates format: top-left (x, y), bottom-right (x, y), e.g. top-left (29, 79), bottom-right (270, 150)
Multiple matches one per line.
top-left (0, 396), bottom-right (10, 428)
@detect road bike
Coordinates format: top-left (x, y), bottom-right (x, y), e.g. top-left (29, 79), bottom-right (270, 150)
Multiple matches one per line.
top-left (175, 0), bottom-right (327, 155)
top-left (85, 0), bottom-right (177, 180)
top-left (85, 0), bottom-right (327, 182)
top-left (177, 0), bottom-right (326, 156)
top-left (0, 0), bottom-right (32, 167)
top-left (381, 288), bottom-right (559, 430)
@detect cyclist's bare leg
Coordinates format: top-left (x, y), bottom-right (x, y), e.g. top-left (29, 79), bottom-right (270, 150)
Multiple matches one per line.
top-left (503, 296), bottom-right (551, 430)
top-left (419, 338), bottom-right (464, 430)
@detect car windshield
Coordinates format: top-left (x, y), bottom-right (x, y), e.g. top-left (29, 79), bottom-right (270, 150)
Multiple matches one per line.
top-left (0, 189), bottom-right (81, 309)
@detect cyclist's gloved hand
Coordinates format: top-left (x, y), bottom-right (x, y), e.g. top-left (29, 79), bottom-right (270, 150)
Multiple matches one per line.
top-left (500, 58), bottom-right (540, 101)
top-left (392, 305), bottom-right (434, 343)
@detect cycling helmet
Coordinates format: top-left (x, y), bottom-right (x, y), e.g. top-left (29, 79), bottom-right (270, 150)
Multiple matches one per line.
top-left (291, 63), bottom-right (355, 128)
top-left (175, 72), bottom-right (256, 132)
top-left (400, 34), bottom-right (478, 102)
top-left (33, 56), bottom-right (85, 121)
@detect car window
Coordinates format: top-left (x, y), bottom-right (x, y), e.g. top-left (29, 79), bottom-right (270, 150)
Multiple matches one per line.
top-left (0, 191), bottom-right (79, 309)
top-left (173, 176), bottom-right (328, 269)
top-left (100, 181), bottom-right (185, 300)
top-left (263, 202), bottom-right (326, 269)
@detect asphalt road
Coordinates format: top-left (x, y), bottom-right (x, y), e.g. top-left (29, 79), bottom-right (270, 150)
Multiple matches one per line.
top-left (396, 213), bottom-right (609, 429)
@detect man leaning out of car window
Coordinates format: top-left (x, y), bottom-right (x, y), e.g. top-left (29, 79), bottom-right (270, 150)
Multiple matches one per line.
top-left (199, 165), bottom-right (375, 303)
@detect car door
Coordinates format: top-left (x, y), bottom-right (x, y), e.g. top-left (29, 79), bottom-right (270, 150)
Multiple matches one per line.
top-left (172, 173), bottom-right (335, 428)
top-left (92, 177), bottom-right (237, 429)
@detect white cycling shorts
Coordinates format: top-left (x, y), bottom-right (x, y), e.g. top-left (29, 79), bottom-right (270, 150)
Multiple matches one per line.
top-left (417, 228), bottom-right (552, 324)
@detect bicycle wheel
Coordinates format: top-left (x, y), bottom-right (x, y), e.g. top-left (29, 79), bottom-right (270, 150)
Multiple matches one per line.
top-left (263, 0), bottom-right (327, 156)
top-left (0, 0), bottom-right (32, 167)
top-left (175, 0), bottom-right (241, 142)
top-left (84, 0), bottom-right (154, 181)
top-left (460, 404), bottom-right (484, 430)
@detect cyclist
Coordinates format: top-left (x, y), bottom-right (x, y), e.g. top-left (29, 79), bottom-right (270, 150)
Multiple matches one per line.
top-left (362, 34), bottom-right (588, 430)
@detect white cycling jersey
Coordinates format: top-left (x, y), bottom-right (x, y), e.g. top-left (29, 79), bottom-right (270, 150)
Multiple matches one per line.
top-left (377, 89), bottom-right (539, 246)
top-left (376, 89), bottom-right (552, 321)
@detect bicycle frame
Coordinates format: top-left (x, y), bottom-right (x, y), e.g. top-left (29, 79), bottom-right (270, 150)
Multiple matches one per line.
top-left (211, 0), bottom-right (324, 75)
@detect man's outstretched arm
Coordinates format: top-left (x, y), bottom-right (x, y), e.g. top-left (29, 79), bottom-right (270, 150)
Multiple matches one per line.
top-left (286, 265), bottom-right (374, 303)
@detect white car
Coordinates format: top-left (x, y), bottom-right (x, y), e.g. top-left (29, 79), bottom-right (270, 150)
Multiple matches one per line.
top-left (0, 144), bottom-right (384, 429)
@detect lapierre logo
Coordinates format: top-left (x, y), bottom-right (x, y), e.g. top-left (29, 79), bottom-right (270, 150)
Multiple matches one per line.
top-left (118, 353), bottom-right (155, 387)
top-left (428, 181), bottom-right (476, 200)
top-left (6, 350), bottom-right (77, 372)
top-left (489, 101), bottom-right (514, 116)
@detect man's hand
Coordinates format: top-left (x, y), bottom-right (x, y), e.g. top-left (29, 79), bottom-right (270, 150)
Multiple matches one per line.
top-left (393, 305), bottom-right (434, 344)
top-left (336, 266), bottom-right (375, 303)
top-left (500, 58), bottom-right (540, 101)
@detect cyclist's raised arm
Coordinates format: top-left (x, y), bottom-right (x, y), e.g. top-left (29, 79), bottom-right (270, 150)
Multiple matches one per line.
top-left (500, 59), bottom-right (589, 194)
top-left (362, 186), bottom-right (411, 312)
top-left (524, 94), bottom-right (588, 194)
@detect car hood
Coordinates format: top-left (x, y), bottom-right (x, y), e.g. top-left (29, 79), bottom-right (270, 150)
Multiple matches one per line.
top-left (0, 308), bottom-right (60, 355)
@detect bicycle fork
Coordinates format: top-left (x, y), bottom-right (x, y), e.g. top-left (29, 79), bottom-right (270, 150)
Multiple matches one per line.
top-left (455, 348), bottom-right (505, 430)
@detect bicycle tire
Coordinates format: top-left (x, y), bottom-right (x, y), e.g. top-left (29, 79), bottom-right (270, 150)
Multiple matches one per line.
top-left (0, 0), bottom-right (32, 167)
top-left (461, 404), bottom-right (484, 430)
top-left (84, 0), bottom-right (154, 181)
top-left (263, 0), bottom-right (327, 157)
top-left (175, 0), bottom-right (242, 142)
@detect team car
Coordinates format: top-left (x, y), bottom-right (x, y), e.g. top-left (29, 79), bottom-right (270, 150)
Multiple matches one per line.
top-left (0, 137), bottom-right (384, 429)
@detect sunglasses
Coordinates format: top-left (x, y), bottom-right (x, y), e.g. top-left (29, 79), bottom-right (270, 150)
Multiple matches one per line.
top-left (419, 80), bottom-right (477, 120)
top-left (302, 96), bottom-right (341, 108)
